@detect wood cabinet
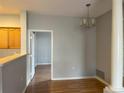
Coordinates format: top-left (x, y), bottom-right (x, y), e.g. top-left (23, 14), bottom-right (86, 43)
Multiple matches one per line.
top-left (0, 29), bottom-right (8, 48)
top-left (0, 27), bottom-right (21, 49)
top-left (9, 28), bottom-right (21, 48)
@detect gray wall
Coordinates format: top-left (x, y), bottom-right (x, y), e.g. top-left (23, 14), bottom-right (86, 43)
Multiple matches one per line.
top-left (28, 12), bottom-right (96, 78)
top-left (96, 11), bottom-right (112, 84)
top-left (2, 55), bottom-right (27, 93)
top-left (35, 32), bottom-right (51, 65)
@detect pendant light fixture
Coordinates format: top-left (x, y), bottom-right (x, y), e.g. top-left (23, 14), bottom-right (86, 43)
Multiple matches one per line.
top-left (80, 3), bottom-right (96, 28)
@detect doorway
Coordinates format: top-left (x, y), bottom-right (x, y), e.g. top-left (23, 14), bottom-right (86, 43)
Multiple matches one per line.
top-left (28, 30), bottom-right (53, 80)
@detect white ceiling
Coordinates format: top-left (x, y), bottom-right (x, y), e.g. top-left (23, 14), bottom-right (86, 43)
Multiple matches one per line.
top-left (0, 0), bottom-right (112, 17)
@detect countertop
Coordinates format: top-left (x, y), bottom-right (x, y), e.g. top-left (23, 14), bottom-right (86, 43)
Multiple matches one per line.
top-left (0, 52), bottom-right (27, 67)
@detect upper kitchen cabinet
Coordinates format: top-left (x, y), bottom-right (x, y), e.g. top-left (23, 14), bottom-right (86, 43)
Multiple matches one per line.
top-left (0, 28), bottom-right (8, 48)
top-left (9, 28), bottom-right (21, 49)
top-left (0, 27), bottom-right (21, 49)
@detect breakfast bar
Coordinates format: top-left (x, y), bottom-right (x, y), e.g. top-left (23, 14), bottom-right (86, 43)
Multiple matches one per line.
top-left (0, 53), bottom-right (27, 93)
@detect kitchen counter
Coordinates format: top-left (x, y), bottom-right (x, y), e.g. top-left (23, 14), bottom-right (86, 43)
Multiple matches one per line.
top-left (0, 53), bottom-right (27, 93)
top-left (0, 52), bottom-right (27, 67)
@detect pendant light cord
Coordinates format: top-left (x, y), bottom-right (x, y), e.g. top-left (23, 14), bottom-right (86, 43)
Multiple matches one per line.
top-left (86, 1), bottom-right (91, 27)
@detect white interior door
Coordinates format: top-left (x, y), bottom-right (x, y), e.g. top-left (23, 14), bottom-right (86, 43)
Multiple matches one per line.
top-left (30, 32), bottom-right (35, 79)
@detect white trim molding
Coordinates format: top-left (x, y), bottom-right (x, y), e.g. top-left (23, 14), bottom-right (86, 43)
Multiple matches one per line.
top-left (104, 87), bottom-right (124, 93)
top-left (95, 76), bottom-right (109, 86)
top-left (26, 78), bottom-right (31, 86)
top-left (37, 63), bottom-right (51, 65)
top-left (53, 76), bottom-right (110, 87)
top-left (52, 76), bottom-right (96, 80)
top-left (28, 29), bottom-right (54, 81)
top-left (22, 86), bottom-right (27, 93)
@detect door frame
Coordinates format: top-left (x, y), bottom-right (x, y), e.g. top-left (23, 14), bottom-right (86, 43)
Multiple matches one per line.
top-left (28, 29), bottom-right (53, 80)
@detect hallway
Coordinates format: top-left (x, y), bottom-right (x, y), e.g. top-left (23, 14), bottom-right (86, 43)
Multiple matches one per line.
top-left (25, 65), bottom-right (105, 93)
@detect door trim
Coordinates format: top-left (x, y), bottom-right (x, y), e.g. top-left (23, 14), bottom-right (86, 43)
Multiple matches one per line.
top-left (28, 29), bottom-right (54, 80)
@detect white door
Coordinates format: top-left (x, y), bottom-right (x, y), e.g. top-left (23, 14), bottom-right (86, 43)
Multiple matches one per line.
top-left (30, 32), bottom-right (35, 79)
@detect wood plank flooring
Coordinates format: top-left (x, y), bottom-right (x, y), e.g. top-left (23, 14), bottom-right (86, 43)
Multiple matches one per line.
top-left (25, 65), bottom-right (106, 93)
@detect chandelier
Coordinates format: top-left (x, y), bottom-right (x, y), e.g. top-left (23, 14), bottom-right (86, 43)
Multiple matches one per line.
top-left (80, 3), bottom-right (96, 28)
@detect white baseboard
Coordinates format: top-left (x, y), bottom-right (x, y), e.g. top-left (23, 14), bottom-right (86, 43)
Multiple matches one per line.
top-left (26, 78), bottom-right (31, 86)
top-left (95, 76), bottom-right (109, 86)
top-left (52, 76), bottom-right (96, 80)
top-left (23, 78), bottom-right (32, 93)
top-left (37, 63), bottom-right (51, 65)
top-left (22, 86), bottom-right (27, 93)
top-left (104, 87), bottom-right (124, 93)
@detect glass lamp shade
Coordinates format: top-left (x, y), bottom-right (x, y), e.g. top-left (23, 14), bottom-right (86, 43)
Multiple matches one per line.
top-left (80, 17), bottom-right (96, 28)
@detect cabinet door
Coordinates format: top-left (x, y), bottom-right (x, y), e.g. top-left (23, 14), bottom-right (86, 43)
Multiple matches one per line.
top-left (0, 29), bottom-right (8, 48)
top-left (9, 28), bottom-right (21, 49)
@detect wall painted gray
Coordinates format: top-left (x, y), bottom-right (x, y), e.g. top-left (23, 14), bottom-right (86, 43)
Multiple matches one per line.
top-left (2, 55), bottom-right (27, 93)
top-left (96, 11), bottom-right (112, 84)
top-left (28, 12), bottom-right (96, 78)
top-left (0, 67), bottom-right (2, 93)
top-left (35, 32), bottom-right (51, 65)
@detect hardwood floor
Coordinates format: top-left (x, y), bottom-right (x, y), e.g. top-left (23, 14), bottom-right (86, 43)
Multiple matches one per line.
top-left (25, 65), bottom-right (105, 93)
